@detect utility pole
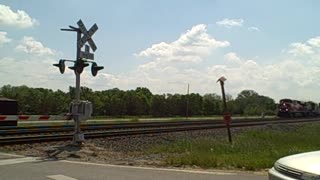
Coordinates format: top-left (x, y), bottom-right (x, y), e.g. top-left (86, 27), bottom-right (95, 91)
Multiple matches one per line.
top-left (53, 19), bottom-right (104, 145)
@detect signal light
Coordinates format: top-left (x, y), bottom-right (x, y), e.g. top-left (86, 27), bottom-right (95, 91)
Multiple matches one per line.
top-left (68, 62), bottom-right (89, 74)
top-left (91, 62), bottom-right (104, 76)
top-left (53, 60), bottom-right (65, 74)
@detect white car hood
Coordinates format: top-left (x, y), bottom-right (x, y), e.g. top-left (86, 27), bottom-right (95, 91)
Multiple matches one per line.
top-left (277, 151), bottom-right (320, 175)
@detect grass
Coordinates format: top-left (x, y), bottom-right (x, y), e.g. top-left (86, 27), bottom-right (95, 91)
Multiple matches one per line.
top-left (147, 123), bottom-right (320, 171)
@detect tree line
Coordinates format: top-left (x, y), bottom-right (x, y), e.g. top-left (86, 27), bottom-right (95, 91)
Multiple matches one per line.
top-left (0, 85), bottom-right (276, 116)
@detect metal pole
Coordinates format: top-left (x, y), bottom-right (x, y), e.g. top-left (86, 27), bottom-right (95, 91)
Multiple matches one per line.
top-left (220, 81), bottom-right (227, 112)
top-left (219, 81), bottom-right (232, 144)
top-left (73, 30), bottom-right (82, 144)
top-left (75, 30), bottom-right (81, 102)
top-left (186, 83), bottom-right (189, 120)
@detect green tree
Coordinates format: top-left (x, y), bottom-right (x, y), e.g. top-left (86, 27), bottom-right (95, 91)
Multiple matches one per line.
top-left (187, 93), bottom-right (203, 116)
top-left (203, 93), bottom-right (222, 115)
top-left (150, 94), bottom-right (167, 117)
top-left (235, 90), bottom-right (276, 115)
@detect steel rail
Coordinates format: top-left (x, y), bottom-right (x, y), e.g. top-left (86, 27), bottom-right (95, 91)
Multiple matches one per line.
top-left (0, 117), bottom-right (282, 130)
top-left (0, 118), bottom-right (319, 145)
top-left (0, 119), bottom-right (264, 135)
top-left (0, 117), bottom-right (314, 136)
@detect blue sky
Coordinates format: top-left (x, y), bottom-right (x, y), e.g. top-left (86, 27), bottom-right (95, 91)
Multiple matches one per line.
top-left (1, 1), bottom-right (320, 101)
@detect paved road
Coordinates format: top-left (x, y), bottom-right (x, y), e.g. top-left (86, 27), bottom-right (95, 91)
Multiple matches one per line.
top-left (0, 153), bottom-right (267, 180)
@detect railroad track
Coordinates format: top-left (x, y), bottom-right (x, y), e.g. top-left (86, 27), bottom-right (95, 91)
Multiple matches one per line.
top-left (1, 118), bottom-right (319, 145)
top-left (0, 118), bottom-right (273, 136)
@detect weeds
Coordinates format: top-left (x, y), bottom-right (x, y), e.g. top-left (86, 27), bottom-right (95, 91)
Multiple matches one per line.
top-left (148, 124), bottom-right (320, 170)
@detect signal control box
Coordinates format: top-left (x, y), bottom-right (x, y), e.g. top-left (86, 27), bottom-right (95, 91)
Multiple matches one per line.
top-left (70, 100), bottom-right (92, 121)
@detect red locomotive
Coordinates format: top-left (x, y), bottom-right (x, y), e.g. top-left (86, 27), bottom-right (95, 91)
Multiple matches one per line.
top-left (277, 99), bottom-right (319, 117)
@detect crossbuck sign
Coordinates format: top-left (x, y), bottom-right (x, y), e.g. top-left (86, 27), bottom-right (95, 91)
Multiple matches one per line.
top-left (77, 20), bottom-right (98, 60)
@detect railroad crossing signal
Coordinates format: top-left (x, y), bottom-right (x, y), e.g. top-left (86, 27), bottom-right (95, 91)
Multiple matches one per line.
top-left (54, 19), bottom-right (104, 76)
top-left (80, 45), bottom-right (94, 60)
top-left (52, 19), bottom-right (104, 145)
top-left (77, 20), bottom-right (98, 52)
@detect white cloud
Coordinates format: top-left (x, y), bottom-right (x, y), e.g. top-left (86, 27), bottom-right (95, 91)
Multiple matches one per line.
top-left (0, 4), bottom-right (38, 28)
top-left (116, 35), bottom-right (320, 101)
top-left (96, 30), bottom-right (320, 101)
top-left (208, 53), bottom-right (320, 101)
top-left (137, 24), bottom-right (229, 64)
top-left (288, 42), bottom-right (314, 56)
top-left (1, 35), bottom-right (62, 89)
top-left (224, 52), bottom-right (242, 65)
top-left (92, 24), bottom-right (229, 94)
top-left (1, 24), bottom-right (230, 94)
top-left (216, 18), bottom-right (244, 28)
top-left (307, 36), bottom-right (320, 47)
top-left (15, 36), bottom-right (55, 56)
top-left (0, 31), bottom-right (11, 45)
top-left (287, 36), bottom-right (320, 56)
top-left (0, 55), bottom-right (74, 91)
top-left (248, 26), bottom-right (260, 32)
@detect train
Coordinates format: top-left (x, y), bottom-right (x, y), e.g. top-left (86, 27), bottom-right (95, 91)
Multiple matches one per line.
top-left (0, 97), bottom-right (18, 126)
top-left (277, 98), bottom-right (320, 117)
